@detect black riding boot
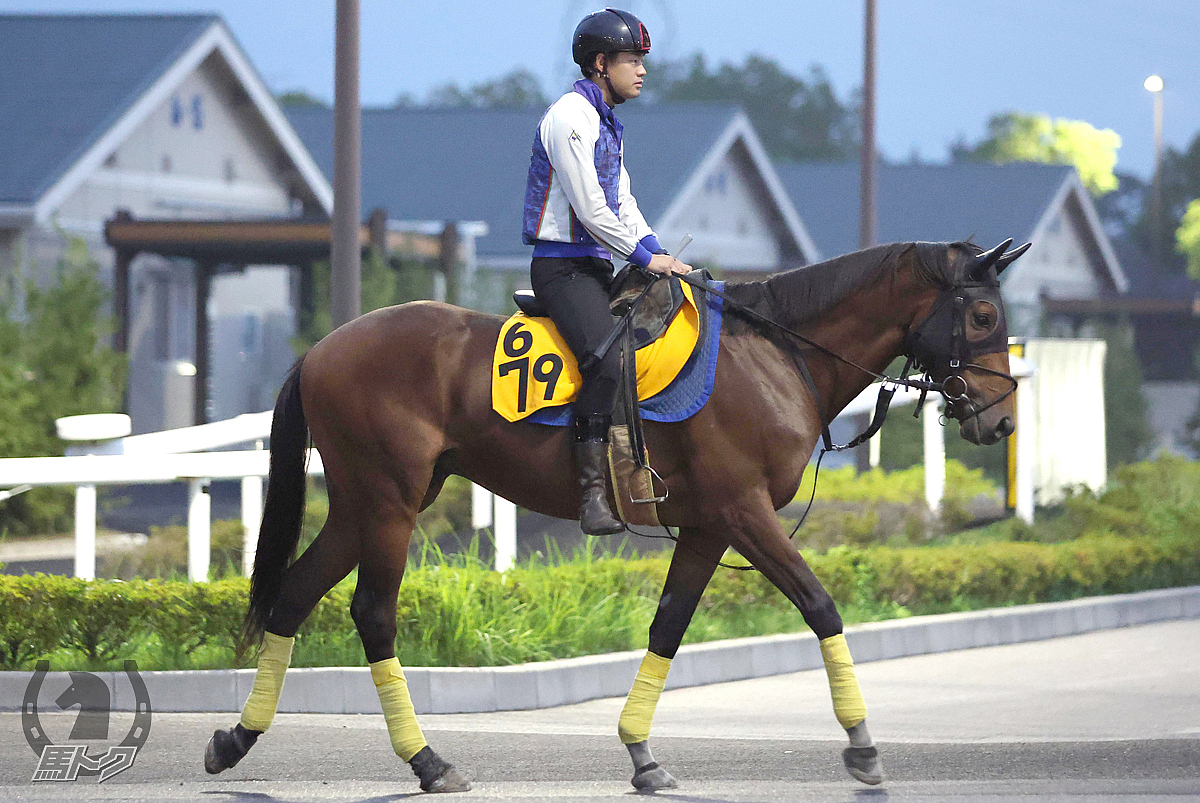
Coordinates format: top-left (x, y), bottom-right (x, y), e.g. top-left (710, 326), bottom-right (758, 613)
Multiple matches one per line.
top-left (573, 415), bottom-right (624, 535)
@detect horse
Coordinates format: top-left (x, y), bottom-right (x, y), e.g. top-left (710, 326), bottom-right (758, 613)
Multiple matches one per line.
top-left (204, 238), bottom-right (1029, 792)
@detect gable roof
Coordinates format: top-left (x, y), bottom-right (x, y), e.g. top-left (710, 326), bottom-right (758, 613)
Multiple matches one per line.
top-left (775, 161), bottom-right (1127, 292)
top-left (0, 13), bottom-right (331, 220)
top-left (285, 101), bottom-right (815, 264)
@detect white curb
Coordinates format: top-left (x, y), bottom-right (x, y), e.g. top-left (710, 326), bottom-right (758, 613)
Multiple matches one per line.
top-left (2, 586), bottom-right (1197, 715)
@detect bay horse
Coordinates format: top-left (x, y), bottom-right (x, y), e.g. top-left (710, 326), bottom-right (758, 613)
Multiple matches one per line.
top-left (204, 239), bottom-right (1028, 792)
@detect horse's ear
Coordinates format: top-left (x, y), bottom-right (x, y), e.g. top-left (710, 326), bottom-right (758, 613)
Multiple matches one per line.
top-left (994, 241), bottom-right (1032, 275)
top-left (970, 238), bottom-right (1013, 280)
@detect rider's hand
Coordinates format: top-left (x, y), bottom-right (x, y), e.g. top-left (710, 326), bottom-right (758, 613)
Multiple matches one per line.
top-left (647, 253), bottom-right (692, 275)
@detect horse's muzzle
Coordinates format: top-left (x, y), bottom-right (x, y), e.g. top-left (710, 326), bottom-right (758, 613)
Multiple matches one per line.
top-left (956, 409), bottom-right (1013, 446)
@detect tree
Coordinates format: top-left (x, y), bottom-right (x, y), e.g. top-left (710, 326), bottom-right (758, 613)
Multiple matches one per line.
top-left (415, 68), bottom-right (549, 110)
top-left (1178, 199), bottom-right (1200, 279)
top-left (295, 250), bottom-right (444, 351)
top-left (1099, 321), bottom-right (1153, 468)
top-left (276, 90), bottom-right (329, 108)
top-left (0, 236), bottom-right (127, 534)
top-left (653, 54), bottom-right (858, 161)
top-left (954, 112), bottom-right (1120, 197)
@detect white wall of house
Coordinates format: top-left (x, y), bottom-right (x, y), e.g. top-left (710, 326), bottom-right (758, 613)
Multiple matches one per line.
top-left (55, 53), bottom-right (295, 226)
top-left (9, 50), bottom-right (310, 434)
top-left (1003, 198), bottom-right (1107, 337)
top-left (656, 142), bottom-right (787, 272)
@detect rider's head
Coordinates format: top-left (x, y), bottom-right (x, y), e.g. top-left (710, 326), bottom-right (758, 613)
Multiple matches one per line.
top-left (572, 8), bottom-right (651, 105)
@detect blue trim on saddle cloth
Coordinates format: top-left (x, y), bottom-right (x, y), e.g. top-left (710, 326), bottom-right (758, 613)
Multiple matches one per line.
top-left (526, 281), bottom-right (725, 426)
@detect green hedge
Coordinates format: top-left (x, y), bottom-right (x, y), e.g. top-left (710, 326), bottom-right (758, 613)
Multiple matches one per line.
top-left (3, 532), bottom-right (1196, 671)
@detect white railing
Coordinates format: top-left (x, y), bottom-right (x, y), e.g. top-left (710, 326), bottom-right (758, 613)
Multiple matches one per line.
top-left (0, 411), bottom-right (518, 579)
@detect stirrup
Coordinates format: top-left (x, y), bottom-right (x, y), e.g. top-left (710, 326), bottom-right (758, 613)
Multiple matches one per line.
top-left (629, 464), bottom-right (668, 504)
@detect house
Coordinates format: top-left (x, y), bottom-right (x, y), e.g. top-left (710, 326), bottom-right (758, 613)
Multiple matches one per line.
top-left (774, 162), bottom-right (1128, 338)
top-left (0, 14), bottom-right (331, 433)
top-left (283, 101), bottom-right (820, 311)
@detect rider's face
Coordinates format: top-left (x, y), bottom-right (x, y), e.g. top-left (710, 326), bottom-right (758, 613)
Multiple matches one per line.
top-left (599, 52), bottom-right (646, 101)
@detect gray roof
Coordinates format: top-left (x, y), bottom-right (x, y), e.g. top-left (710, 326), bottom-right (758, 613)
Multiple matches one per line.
top-left (774, 161), bottom-right (1073, 257)
top-left (284, 102), bottom-right (742, 260)
top-left (0, 13), bottom-right (218, 205)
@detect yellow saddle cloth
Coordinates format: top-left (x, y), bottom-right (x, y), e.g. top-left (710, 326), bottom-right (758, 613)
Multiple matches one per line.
top-left (492, 282), bottom-right (701, 422)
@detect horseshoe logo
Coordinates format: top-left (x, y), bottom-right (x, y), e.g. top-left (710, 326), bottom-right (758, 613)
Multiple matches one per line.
top-left (23, 660), bottom-right (153, 781)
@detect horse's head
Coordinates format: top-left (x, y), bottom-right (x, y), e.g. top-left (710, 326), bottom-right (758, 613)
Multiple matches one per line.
top-left (907, 239), bottom-right (1030, 446)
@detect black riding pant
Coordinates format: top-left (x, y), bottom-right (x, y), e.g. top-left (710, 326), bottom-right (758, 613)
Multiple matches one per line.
top-left (530, 255), bottom-right (621, 421)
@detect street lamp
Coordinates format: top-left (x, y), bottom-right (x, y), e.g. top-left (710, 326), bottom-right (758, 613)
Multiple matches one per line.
top-left (1145, 75), bottom-right (1164, 270)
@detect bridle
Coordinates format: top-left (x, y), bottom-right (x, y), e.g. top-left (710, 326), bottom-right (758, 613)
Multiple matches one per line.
top-left (902, 274), bottom-right (1017, 426)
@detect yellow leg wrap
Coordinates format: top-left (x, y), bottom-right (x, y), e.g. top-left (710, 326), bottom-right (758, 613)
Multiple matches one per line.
top-left (618, 651), bottom-right (671, 744)
top-left (371, 657), bottom-right (428, 761)
top-left (820, 633), bottom-right (867, 729)
top-left (240, 632), bottom-right (294, 732)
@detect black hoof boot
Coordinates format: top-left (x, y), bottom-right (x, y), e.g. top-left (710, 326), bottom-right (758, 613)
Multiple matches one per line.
top-left (409, 746), bottom-right (471, 793)
top-left (204, 723), bottom-right (260, 774)
top-left (843, 745), bottom-right (883, 785)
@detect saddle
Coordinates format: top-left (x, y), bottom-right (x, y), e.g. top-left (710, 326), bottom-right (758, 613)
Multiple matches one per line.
top-left (511, 267), bottom-right (698, 526)
top-left (512, 265), bottom-right (688, 350)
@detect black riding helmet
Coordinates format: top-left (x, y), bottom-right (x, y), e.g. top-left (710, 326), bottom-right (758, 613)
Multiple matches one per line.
top-left (572, 8), bottom-right (651, 75)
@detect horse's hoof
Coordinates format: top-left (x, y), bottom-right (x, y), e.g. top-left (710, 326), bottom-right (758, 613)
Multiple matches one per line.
top-left (842, 745), bottom-right (883, 785)
top-left (410, 746), bottom-right (471, 793)
top-left (631, 761), bottom-right (678, 792)
top-left (204, 724), bottom-right (259, 774)
top-left (423, 767), bottom-right (472, 793)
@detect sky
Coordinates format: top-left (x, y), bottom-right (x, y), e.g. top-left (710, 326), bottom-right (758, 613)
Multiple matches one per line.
top-left (5, 0), bottom-right (1199, 180)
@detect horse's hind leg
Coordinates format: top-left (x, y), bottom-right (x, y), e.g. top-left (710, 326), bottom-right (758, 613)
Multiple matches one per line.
top-left (205, 514), bottom-right (357, 774)
top-left (351, 514), bottom-right (470, 793)
top-left (726, 497), bottom-right (883, 785)
top-left (618, 526), bottom-right (726, 791)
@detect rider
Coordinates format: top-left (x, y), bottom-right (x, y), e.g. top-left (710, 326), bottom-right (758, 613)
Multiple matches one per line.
top-left (523, 8), bottom-right (691, 536)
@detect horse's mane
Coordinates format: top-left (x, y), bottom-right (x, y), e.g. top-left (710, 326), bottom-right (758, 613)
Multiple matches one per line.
top-left (721, 241), bottom-right (978, 338)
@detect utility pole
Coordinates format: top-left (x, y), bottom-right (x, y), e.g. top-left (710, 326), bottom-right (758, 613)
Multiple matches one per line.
top-left (857, 0), bottom-right (879, 474)
top-left (859, 0), bottom-right (877, 251)
top-left (331, 0), bottom-right (362, 328)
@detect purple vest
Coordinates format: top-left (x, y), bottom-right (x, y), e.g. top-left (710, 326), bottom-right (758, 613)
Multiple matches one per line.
top-left (523, 80), bottom-right (624, 256)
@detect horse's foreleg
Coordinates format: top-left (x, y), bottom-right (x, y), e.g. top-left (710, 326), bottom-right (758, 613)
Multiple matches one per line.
top-left (727, 498), bottom-right (883, 786)
top-left (618, 526), bottom-right (726, 791)
top-left (350, 520), bottom-right (471, 794)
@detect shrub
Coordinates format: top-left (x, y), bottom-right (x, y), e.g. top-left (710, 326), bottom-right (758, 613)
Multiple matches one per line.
top-left (5, 527), bottom-right (1197, 671)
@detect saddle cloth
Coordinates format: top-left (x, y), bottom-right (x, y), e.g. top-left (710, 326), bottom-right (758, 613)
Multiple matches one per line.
top-left (492, 281), bottom-right (702, 422)
top-left (492, 280), bottom-right (726, 425)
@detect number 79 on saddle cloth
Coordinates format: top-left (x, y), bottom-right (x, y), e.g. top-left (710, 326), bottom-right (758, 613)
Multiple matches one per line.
top-left (491, 281), bottom-right (702, 423)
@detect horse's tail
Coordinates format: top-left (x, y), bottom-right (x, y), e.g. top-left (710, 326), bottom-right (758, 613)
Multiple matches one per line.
top-left (237, 356), bottom-right (309, 659)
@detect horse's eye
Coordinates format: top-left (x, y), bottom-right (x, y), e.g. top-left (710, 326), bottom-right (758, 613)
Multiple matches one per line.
top-left (972, 312), bottom-right (992, 329)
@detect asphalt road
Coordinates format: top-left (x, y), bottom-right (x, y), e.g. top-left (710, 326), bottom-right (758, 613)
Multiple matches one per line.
top-left (1, 619), bottom-right (1197, 802)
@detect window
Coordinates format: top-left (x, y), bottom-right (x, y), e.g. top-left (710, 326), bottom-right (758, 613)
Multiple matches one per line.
top-left (191, 94), bottom-right (204, 130)
top-left (170, 95), bottom-right (183, 127)
top-left (224, 158), bottom-right (236, 183)
top-left (704, 170), bottom-right (728, 196)
top-left (161, 155), bottom-right (172, 174)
